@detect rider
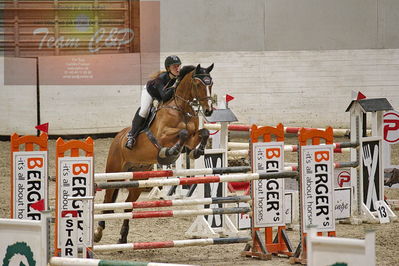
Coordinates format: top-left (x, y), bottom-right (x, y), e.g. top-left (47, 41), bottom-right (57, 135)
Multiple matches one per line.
top-left (125, 55), bottom-right (182, 149)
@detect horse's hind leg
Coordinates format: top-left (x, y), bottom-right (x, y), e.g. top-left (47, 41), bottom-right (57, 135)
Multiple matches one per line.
top-left (94, 188), bottom-right (119, 243)
top-left (118, 188), bottom-right (143, 244)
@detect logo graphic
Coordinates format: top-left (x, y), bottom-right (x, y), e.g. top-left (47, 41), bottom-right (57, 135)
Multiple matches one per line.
top-left (337, 171), bottom-right (350, 187)
top-left (2, 242), bottom-right (36, 266)
top-left (384, 111), bottom-right (399, 144)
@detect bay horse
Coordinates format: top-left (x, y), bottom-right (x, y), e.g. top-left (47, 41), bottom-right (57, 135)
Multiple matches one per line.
top-left (94, 64), bottom-right (214, 244)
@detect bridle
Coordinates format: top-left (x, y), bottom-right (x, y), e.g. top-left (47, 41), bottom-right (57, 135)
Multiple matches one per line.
top-left (173, 71), bottom-right (213, 117)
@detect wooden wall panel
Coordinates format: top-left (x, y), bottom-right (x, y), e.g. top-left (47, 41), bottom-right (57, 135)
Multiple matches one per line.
top-left (1, 0), bottom-right (140, 57)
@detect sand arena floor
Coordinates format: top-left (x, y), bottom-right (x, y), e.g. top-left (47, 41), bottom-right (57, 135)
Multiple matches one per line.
top-left (0, 136), bottom-right (398, 265)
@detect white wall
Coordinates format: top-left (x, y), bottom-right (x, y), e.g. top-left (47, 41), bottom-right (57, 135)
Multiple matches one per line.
top-left (1, 49), bottom-right (398, 135)
top-left (40, 85), bottom-right (140, 135)
top-left (173, 49), bottom-right (399, 128)
top-left (0, 57), bottom-right (37, 135)
top-left (158, 0), bottom-right (399, 52)
top-left (38, 53), bottom-right (143, 135)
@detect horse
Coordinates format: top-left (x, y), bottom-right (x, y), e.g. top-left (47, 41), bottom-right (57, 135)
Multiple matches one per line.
top-left (385, 168), bottom-right (399, 187)
top-left (94, 64), bottom-right (214, 244)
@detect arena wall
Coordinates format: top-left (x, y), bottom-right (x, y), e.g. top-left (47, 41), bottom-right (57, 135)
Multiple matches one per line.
top-left (1, 0), bottom-right (399, 135)
top-left (1, 49), bottom-right (398, 135)
top-left (0, 57), bottom-right (37, 135)
top-left (177, 49), bottom-right (399, 128)
top-left (158, 0), bottom-right (399, 52)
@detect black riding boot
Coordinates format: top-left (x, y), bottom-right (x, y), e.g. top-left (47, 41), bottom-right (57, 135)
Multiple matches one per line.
top-left (125, 111), bottom-right (146, 150)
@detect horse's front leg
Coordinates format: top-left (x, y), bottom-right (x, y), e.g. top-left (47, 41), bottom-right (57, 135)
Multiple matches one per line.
top-left (186, 128), bottom-right (210, 159)
top-left (159, 129), bottom-right (189, 159)
top-left (118, 188), bottom-right (143, 244)
top-left (94, 188), bottom-right (120, 243)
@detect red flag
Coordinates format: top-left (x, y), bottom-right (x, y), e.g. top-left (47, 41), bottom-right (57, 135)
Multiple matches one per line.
top-left (357, 92), bottom-right (367, 100)
top-left (225, 94), bottom-right (234, 103)
top-left (35, 123), bottom-right (49, 133)
top-left (30, 199), bottom-right (45, 211)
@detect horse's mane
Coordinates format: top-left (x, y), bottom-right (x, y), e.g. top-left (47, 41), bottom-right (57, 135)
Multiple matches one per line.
top-left (178, 65), bottom-right (196, 80)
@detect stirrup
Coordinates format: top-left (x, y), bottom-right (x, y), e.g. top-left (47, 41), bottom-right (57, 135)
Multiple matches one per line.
top-left (125, 135), bottom-right (136, 150)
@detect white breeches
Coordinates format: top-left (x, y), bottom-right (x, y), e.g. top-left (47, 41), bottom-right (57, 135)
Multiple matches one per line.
top-left (139, 86), bottom-right (153, 118)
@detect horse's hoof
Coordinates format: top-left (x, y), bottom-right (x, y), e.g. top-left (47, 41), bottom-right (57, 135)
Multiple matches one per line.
top-left (197, 148), bottom-right (205, 156)
top-left (190, 148), bottom-right (204, 159)
top-left (93, 228), bottom-right (103, 243)
top-left (118, 237), bottom-right (127, 244)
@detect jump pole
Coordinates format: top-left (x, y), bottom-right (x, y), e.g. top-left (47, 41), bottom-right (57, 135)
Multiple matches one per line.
top-left (94, 166), bottom-right (251, 181)
top-left (228, 142), bottom-right (353, 153)
top-left (95, 171), bottom-right (299, 190)
top-left (94, 195), bottom-right (251, 211)
top-left (49, 257), bottom-right (193, 266)
top-left (204, 123), bottom-right (352, 137)
top-left (93, 207), bottom-right (251, 221)
top-left (93, 237), bottom-right (252, 253)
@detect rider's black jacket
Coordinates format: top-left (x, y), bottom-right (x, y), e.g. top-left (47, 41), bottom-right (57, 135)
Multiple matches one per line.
top-left (146, 72), bottom-right (176, 102)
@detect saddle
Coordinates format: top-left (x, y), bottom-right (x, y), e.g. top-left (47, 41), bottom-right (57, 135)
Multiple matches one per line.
top-left (138, 102), bottom-right (182, 165)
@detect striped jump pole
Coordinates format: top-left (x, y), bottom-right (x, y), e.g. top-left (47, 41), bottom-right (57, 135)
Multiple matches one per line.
top-left (96, 171), bottom-right (299, 190)
top-left (49, 257), bottom-right (191, 266)
top-left (283, 160), bottom-right (359, 172)
top-left (228, 142), bottom-right (357, 153)
top-left (94, 195), bottom-right (251, 211)
top-left (94, 207), bottom-right (251, 221)
top-left (204, 123), bottom-right (353, 137)
top-left (95, 166), bottom-right (251, 181)
top-left (93, 237), bottom-right (252, 253)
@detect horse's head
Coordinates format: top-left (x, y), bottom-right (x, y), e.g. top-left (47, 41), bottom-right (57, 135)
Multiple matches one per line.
top-left (192, 63), bottom-right (214, 116)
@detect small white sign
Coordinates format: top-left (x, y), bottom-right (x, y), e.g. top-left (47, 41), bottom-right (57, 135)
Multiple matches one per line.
top-left (12, 151), bottom-right (48, 220)
top-left (252, 142), bottom-right (285, 227)
top-left (335, 169), bottom-right (351, 188)
top-left (334, 188), bottom-right (351, 220)
top-left (301, 145), bottom-right (335, 233)
top-left (375, 200), bottom-right (390, 224)
top-left (57, 157), bottom-right (93, 249)
top-left (383, 111), bottom-right (399, 144)
top-left (238, 202), bottom-right (251, 230)
top-left (284, 192), bottom-right (293, 224)
top-left (0, 218), bottom-right (48, 265)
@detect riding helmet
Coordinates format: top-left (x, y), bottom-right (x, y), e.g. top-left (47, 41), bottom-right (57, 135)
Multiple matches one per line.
top-left (165, 55), bottom-right (182, 69)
